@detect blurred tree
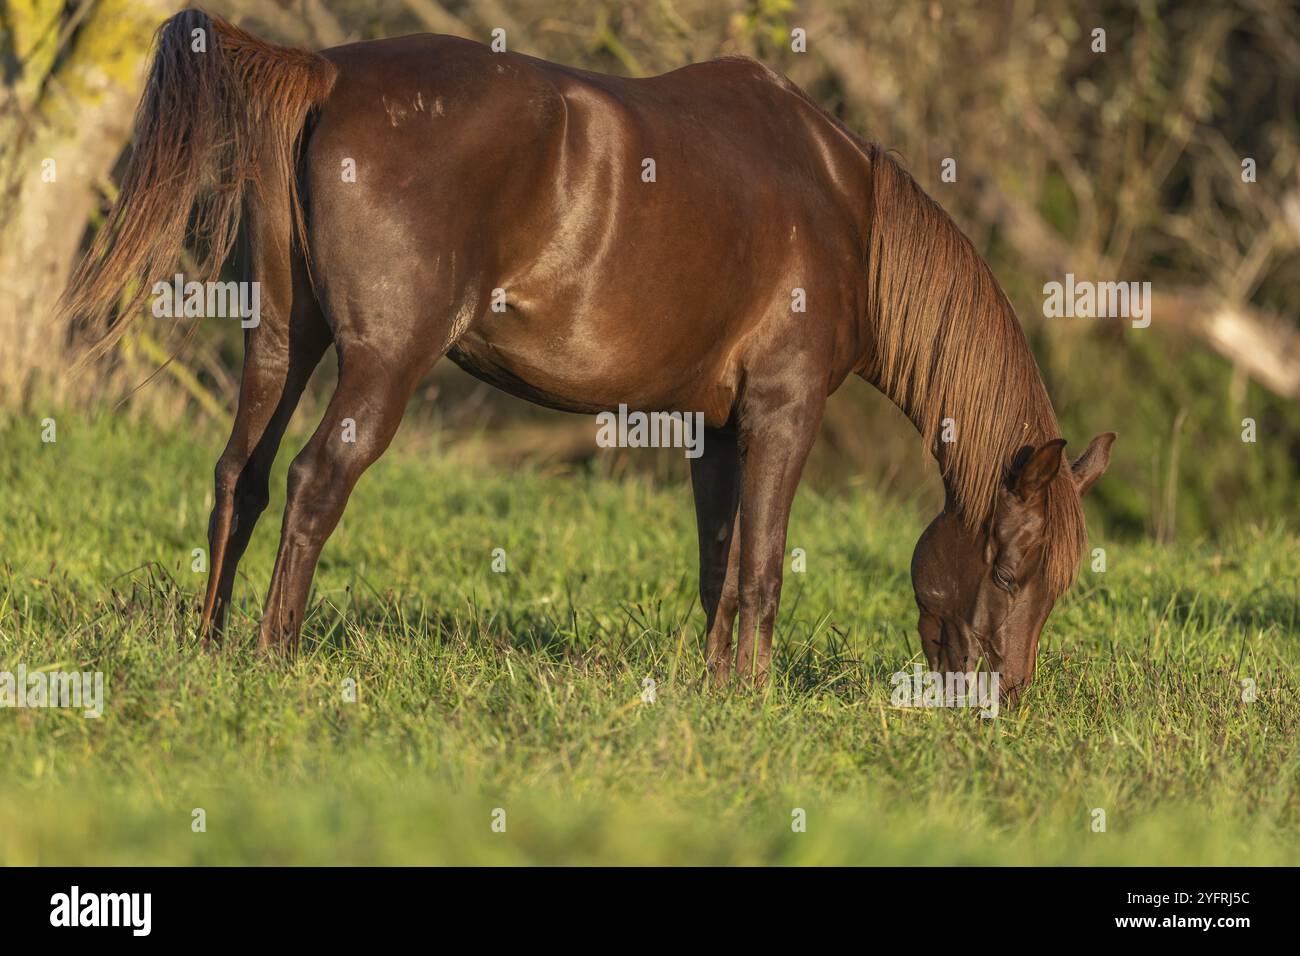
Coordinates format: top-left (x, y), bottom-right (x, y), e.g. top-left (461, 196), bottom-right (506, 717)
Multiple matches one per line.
top-left (0, 0), bottom-right (175, 406)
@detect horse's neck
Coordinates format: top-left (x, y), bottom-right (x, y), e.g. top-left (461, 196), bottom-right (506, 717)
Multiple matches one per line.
top-left (863, 305), bottom-right (1059, 474)
top-left (853, 152), bottom-right (1062, 525)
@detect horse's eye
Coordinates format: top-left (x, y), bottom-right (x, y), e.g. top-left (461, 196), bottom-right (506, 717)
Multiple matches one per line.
top-left (992, 565), bottom-right (1017, 595)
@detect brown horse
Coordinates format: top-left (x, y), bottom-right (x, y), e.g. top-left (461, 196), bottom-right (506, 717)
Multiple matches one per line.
top-left (62, 11), bottom-right (1114, 697)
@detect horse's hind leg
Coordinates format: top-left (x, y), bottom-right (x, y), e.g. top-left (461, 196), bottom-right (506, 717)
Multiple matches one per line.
top-left (200, 240), bottom-right (330, 640)
top-left (256, 346), bottom-right (429, 651)
top-left (690, 426), bottom-right (742, 686)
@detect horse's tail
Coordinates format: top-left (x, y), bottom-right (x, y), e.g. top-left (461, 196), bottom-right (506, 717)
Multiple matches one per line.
top-left (60, 9), bottom-right (336, 363)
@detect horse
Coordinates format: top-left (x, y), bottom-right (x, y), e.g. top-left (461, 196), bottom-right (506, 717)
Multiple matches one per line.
top-left (61, 11), bottom-right (1115, 698)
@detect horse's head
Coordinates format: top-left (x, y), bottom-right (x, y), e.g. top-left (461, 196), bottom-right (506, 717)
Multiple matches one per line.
top-left (910, 433), bottom-right (1115, 702)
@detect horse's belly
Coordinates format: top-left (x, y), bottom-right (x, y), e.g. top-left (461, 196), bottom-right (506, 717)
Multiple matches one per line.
top-left (448, 301), bottom-right (739, 425)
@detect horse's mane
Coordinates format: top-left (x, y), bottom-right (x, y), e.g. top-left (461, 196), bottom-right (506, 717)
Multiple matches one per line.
top-left (863, 144), bottom-right (1087, 596)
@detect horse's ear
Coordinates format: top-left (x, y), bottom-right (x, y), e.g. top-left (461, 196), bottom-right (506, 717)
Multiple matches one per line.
top-left (1011, 438), bottom-right (1067, 500)
top-left (1071, 432), bottom-right (1116, 496)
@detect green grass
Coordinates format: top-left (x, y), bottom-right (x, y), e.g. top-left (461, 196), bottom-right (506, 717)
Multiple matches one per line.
top-left (0, 411), bottom-right (1296, 864)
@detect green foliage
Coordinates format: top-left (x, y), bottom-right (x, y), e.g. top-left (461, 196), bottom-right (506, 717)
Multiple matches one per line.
top-left (1044, 325), bottom-right (1300, 540)
top-left (1, 415), bottom-right (1295, 864)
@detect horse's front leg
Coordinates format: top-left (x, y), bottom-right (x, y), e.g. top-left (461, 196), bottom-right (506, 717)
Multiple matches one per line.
top-left (690, 426), bottom-right (742, 686)
top-left (733, 392), bottom-right (825, 687)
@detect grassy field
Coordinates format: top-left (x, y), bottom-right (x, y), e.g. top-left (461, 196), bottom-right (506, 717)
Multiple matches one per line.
top-left (0, 411), bottom-right (1296, 865)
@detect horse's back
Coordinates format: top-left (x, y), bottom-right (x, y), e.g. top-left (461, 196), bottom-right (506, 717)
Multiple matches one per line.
top-left (303, 35), bottom-right (872, 421)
